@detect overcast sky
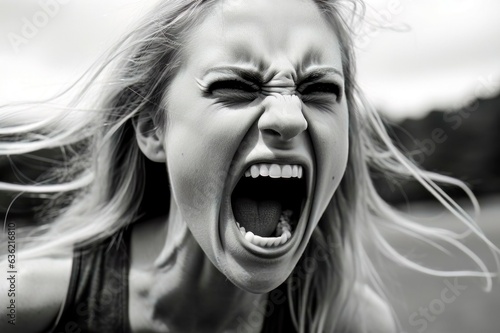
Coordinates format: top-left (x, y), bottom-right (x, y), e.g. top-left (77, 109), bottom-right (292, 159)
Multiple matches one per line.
top-left (356, 0), bottom-right (500, 119)
top-left (1, 0), bottom-right (499, 120)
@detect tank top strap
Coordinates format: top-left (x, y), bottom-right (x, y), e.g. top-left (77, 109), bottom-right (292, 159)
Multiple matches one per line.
top-left (50, 227), bottom-right (133, 333)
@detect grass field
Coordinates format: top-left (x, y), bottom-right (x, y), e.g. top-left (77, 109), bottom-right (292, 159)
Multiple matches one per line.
top-left (375, 196), bottom-right (500, 333)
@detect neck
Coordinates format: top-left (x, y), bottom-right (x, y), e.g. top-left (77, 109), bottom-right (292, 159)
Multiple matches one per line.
top-left (131, 212), bottom-right (267, 332)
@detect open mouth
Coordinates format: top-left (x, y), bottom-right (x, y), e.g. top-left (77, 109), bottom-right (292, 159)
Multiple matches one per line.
top-left (231, 163), bottom-right (307, 248)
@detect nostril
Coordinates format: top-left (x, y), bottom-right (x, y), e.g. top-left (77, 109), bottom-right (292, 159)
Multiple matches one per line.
top-left (263, 129), bottom-right (281, 137)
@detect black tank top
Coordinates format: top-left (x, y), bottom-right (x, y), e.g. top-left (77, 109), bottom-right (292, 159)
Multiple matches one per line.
top-left (50, 227), bottom-right (296, 333)
top-left (50, 228), bottom-right (132, 333)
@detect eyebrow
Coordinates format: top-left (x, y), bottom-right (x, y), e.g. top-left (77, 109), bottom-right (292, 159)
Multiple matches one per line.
top-left (202, 67), bottom-right (264, 83)
top-left (202, 66), bottom-right (343, 84)
top-left (298, 68), bottom-right (344, 83)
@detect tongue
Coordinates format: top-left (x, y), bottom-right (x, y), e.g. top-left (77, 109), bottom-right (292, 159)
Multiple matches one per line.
top-left (233, 197), bottom-right (282, 237)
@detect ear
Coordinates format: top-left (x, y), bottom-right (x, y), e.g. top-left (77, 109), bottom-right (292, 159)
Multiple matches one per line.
top-left (133, 112), bottom-right (166, 163)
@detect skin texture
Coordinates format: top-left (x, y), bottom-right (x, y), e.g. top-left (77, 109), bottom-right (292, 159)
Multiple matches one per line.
top-left (152, 0), bottom-right (349, 293)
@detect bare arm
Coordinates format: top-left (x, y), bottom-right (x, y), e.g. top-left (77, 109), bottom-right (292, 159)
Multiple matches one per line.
top-left (0, 256), bottom-right (72, 333)
top-left (356, 284), bottom-right (397, 333)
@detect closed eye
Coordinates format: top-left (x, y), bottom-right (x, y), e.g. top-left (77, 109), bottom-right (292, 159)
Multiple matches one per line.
top-left (207, 80), bottom-right (259, 94)
top-left (299, 82), bottom-right (340, 98)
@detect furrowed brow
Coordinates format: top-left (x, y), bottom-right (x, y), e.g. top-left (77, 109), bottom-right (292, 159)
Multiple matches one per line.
top-left (203, 67), bottom-right (264, 84)
top-left (299, 68), bottom-right (343, 83)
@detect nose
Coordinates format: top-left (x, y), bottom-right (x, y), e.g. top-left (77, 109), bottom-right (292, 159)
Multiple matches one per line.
top-left (258, 94), bottom-right (308, 141)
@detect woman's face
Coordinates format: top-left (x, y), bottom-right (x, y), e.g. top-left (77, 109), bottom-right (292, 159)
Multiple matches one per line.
top-left (162, 0), bottom-right (349, 292)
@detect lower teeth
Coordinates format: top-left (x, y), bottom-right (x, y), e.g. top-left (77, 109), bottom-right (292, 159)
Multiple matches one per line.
top-left (236, 210), bottom-right (293, 247)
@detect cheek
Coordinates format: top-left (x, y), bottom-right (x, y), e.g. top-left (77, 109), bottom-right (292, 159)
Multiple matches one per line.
top-left (305, 104), bottom-right (349, 165)
top-left (165, 117), bottom-right (232, 217)
top-left (314, 116), bottom-right (349, 182)
top-left (305, 106), bottom-right (349, 216)
top-left (163, 102), bottom-right (260, 229)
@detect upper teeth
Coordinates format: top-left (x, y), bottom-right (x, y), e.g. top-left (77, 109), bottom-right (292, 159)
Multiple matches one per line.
top-left (244, 164), bottom-right (303, 179)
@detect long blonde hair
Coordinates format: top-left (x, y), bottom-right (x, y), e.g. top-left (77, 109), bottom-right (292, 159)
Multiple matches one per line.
top-left (1, 0), bottom-right (497, 332)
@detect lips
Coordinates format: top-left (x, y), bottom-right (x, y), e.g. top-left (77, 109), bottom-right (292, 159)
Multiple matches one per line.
top-left (231, 163), bottom-right (307, 248)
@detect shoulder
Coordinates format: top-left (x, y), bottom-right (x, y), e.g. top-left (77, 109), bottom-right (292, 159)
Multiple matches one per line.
top-left (354, 284), bottom-right (397, 333)
top-left (0, 255), bottom-right (73, 333)
top-left (328, 283), bottom-right (397, 333)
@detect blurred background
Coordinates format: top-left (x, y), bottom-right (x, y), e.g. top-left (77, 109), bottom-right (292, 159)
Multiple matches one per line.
top-left (1, 0), bottom-right (499, 332)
